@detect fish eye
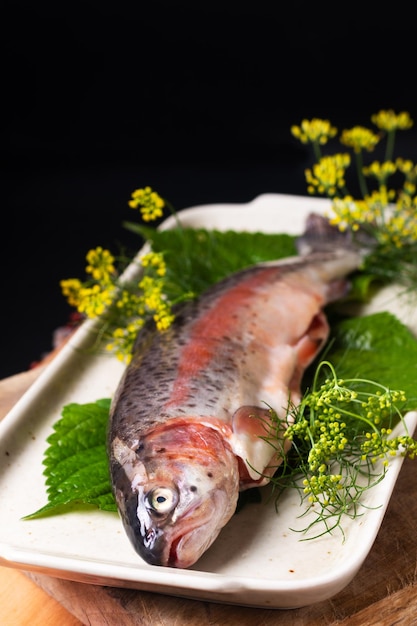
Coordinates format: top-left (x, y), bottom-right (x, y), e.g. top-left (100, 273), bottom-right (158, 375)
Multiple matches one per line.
top-left (145, 487), bottom-right (178, 515)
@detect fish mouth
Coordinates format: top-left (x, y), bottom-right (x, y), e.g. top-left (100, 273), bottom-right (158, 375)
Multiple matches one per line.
top-left (163, 488), bottom-right (236, 568)
top-left (160, 520), bottom-right (220, 568)
top-left (168, 534), bottom-right (184, 567)
top-left (140, 507), bottom-right (222, 568)
top-left (167, 525), bottom-right (220, 568)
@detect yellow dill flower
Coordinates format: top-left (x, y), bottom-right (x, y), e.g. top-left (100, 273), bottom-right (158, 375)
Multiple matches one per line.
top-left (85, 247), bottom-right (116, 282)
top-left (104, 249), bottom-right (175, 362)
top-left (330, 188), bottom-right (417, 248)
top-left (362, 160), bottom-right (397, 184)
top-left (330, 194), bottom-right (394, 233)
top-left (140, 251), bottom-right (167, 276)
top-left (154, 305), bottom-right (175, 331)
top-left (144, 290), bottom-right (164, 311)
top-left (60, 278), bottom-right (83, 307)
top-left (385, 200), bottom-right (417, 246)
top-left (128, 186), bottom-right (165, 222)
top-left (396, 159), bottom-right (417, 196)
top-left (305, 153), bottom-right (350, 197)
top-left (115, 289), bottom-right (146, 318)
top-left (138, 272), bottom-right (175, 329)
top-left (76, 284), bottom-right (115, 318)
top-left (340, 126), bottom-right (380, 153)
top-left (371, 109), bottom-right (413, 132)
top-left (397, 192), bottom-right (417, 212)
top-left (106, 318), bottom-right (146, 363)
top-left (382, 215), bottom-right (407, 247)
top-left (59, 185), bottom-right (177, 364)
top-left (329, 196), bottom-right (362, 231)
top-left (396, 158), bottom-right (416, 175)
top-left (139, 274), bottom-right (159, 294)
top-left (291, 118), bottom-right (337, 145)
top-left (365, 188), bottom-right (395, 213)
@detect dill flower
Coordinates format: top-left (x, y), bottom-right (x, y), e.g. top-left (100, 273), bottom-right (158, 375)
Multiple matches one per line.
top-left (85, 247), bottom-right (116, 282)
top-left (396, 158), bottom-right (417, 196)
top-left (292, 109), bottom-right (417, 283)
top-left (305, 153), bottom-right (350, 197)
top-left (154, 304), bottom-right (175, 332)
top-left (140, 251), bottom-right (167, 276)
top-left (106, 318), bottom-right (146, 363)
top-left (371, 109), bottom-right (413, 132)
top-left (340, 126), bottom-right (380, 153)
top-left (339, 126), bottom-right (381, 197)
top-left (139, 275), bottom-right (165, 310)
top-left (362, 160), bottom-right (397, 185)
top-left (60, 278), bottom-right (83, 308)
top-left (291, 118), bottom-right (337, 161)
top-left (383, 200), bottom-right (417, 247)
top-left (269, 361), bottom-right (416, 537)
top-left (371, 110), bottom-right (414, 163)
top-left (330, 187), bottom-right (417, 250)
top-left (105, 263), bottom-right (174, 361)
top-left (291, 118), bottom-right (337, 144)
top-left (76, 284), bottom-right (115, 318)
top-left (60, 245), bottom-right (175, 362)
top-left (128, 186), bottom-right (165, 222)
top-left (328, 196), bottom-right (365, 232)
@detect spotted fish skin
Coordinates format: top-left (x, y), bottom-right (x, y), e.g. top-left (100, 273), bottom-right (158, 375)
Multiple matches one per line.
top-left (108, 246), bottom-right (361, 568)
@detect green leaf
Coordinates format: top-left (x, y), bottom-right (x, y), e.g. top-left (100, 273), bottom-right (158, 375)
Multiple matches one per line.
top-left (349, 272), bottom-right (379, 301)
top-left (129, 225), bottom-right (297, 300)
top-left (327, 311), bottom-right (417, 407)
top-left (23, 398), bottom-right (117, 519)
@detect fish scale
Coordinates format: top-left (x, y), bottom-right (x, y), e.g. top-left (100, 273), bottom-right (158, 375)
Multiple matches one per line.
top-left (109, 242), bottom-right (361, 568)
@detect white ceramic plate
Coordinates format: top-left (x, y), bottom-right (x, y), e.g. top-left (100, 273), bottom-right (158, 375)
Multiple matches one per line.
top-left (1, 193), bottom-right (416, 609)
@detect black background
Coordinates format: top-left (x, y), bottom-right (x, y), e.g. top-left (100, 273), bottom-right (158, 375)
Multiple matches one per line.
top-left (2, 2), bottom-right (416, 378)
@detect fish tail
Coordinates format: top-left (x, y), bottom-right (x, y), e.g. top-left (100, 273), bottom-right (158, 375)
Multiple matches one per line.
top-left (296, 213), bottom-right (354, 256)
top-left (295, 213), bottom-right (367, 304)
top-left (296, 212), bottom-right (374, 258)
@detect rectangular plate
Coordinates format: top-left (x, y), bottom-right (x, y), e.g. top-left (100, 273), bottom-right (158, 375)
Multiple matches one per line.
top-left (1, 193), bottom-right (416, 609)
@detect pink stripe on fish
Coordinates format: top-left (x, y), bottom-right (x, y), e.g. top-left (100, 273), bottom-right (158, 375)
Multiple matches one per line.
top-left (164, 267), bottom-right (277, 408)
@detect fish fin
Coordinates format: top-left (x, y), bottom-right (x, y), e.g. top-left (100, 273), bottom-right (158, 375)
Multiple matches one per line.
top-left (231, 405), bottom-right (286, 486)
top-left (292, 310), bottom-right (329, 374)
top-left (232, 405), bottom-right (273, 438)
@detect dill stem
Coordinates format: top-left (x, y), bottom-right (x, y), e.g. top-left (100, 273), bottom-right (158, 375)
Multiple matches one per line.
top-left (325, 402), bottom-right (380, 435)
top-left (355, 151), bottom-right (369, 198)
top-left (341, 377), bottom-right (390, 391)
top-left (312, 141), bottom-right (322, 162)
top-left (385, 129), bottom-right (396, 162)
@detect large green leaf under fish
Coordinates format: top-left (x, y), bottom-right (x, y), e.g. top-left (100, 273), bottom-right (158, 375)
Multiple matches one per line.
top-left (327, 310), bottom-right (417, 404)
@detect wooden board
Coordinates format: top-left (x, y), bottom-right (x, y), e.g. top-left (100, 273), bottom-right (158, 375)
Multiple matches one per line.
top-left (1, 366), bottom-right (417, 625)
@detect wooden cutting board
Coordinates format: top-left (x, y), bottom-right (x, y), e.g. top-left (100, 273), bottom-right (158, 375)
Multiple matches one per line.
top-left (1, 366), bottom-right (417, 625)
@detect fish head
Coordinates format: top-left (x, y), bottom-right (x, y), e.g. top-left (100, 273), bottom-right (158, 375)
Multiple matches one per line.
top-left (110, 421), bottom-right (240, 568)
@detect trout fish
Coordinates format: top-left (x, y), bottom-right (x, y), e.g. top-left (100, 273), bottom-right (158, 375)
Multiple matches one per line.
top-left (109, 223), bottom-right (361, 568)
